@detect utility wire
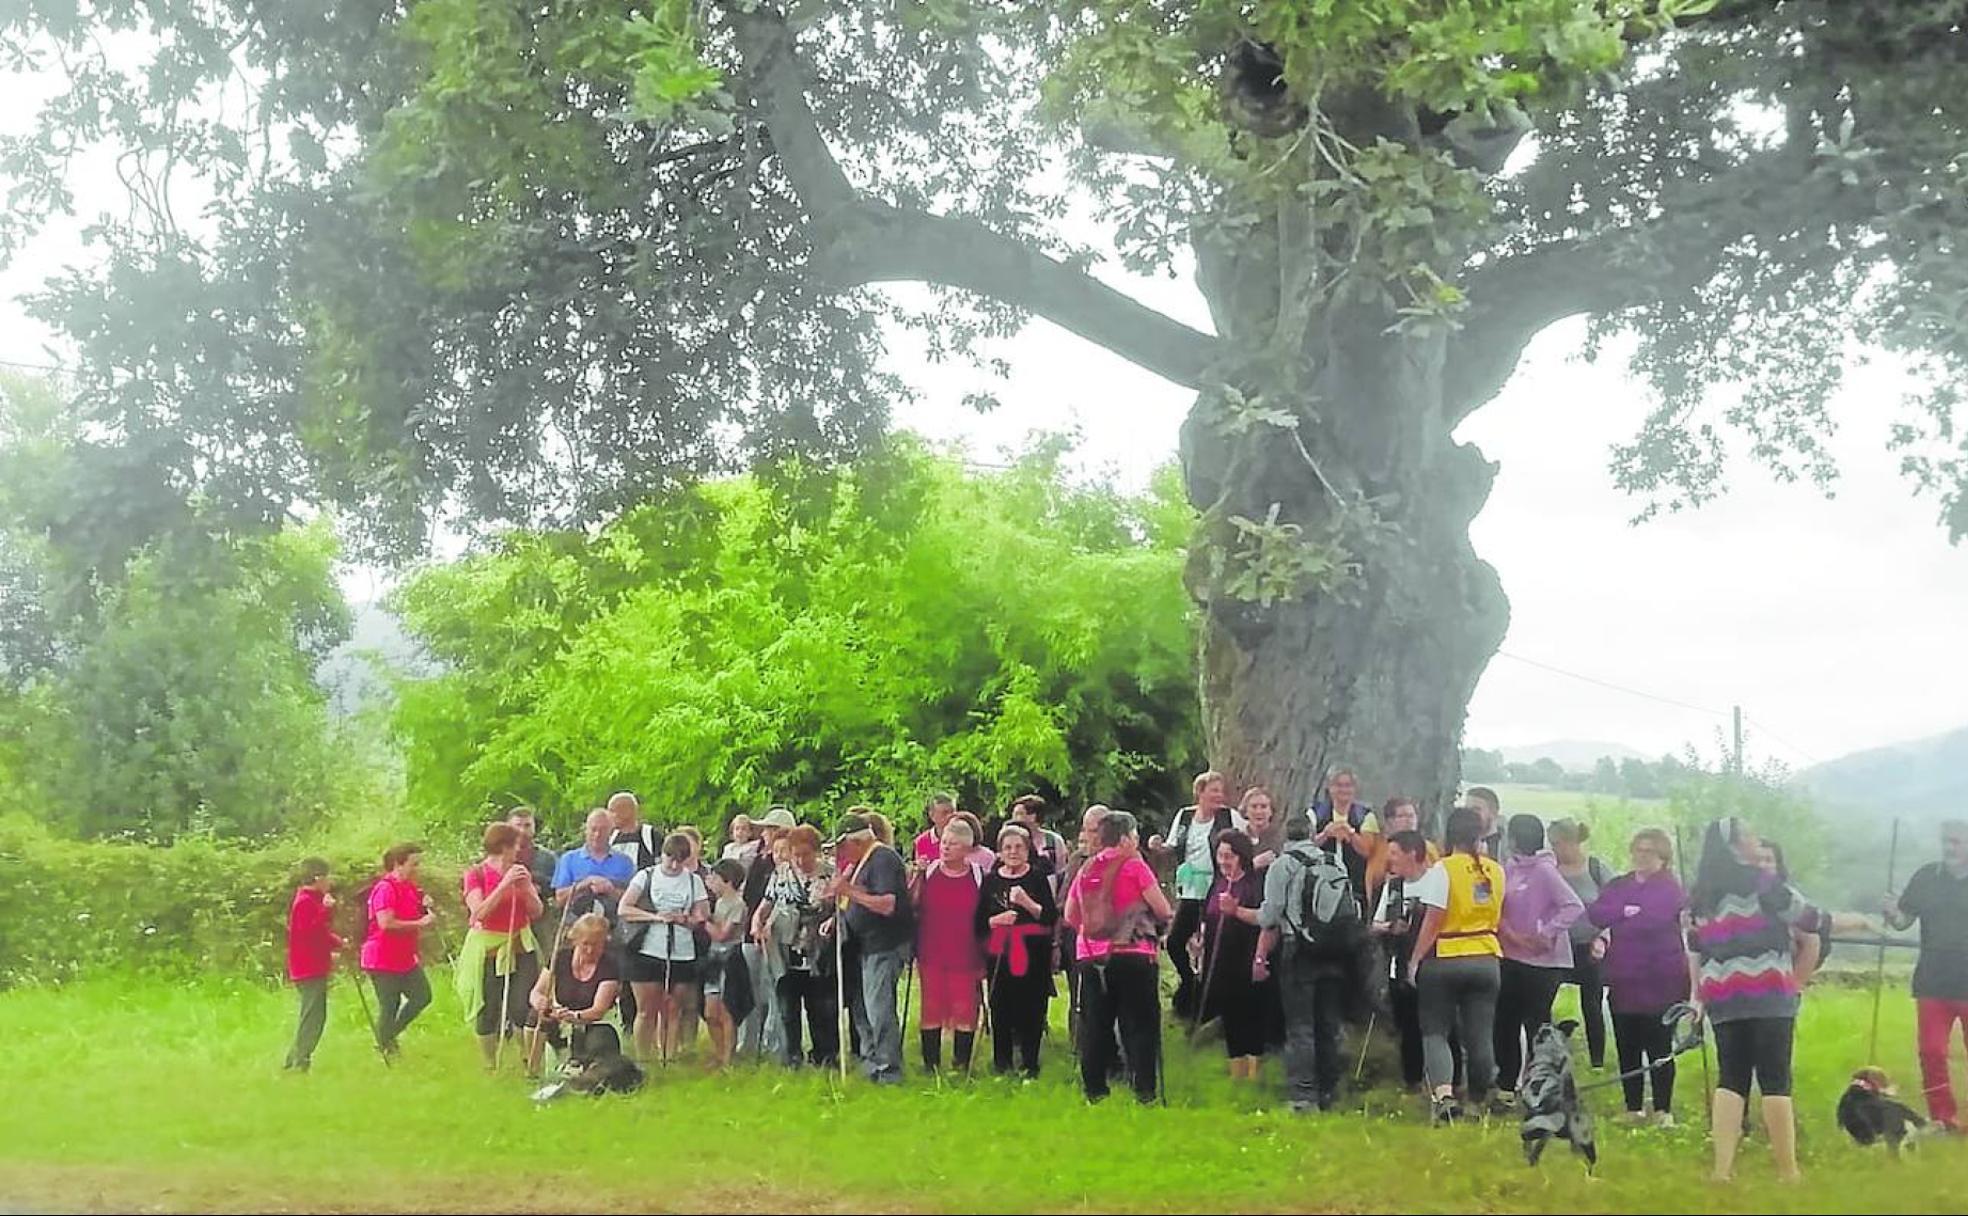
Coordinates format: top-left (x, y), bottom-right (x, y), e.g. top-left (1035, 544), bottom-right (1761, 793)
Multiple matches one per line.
top-left (1494, 649), bottom-right (1732, 719)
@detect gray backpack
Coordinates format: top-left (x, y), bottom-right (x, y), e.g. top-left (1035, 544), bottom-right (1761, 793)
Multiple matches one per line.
top-left (1289, 848), bottom-right (1362, 959)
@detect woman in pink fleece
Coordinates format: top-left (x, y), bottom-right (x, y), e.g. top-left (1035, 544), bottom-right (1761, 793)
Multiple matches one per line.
top-left (1493, 814), bottom-right (1585, 1097)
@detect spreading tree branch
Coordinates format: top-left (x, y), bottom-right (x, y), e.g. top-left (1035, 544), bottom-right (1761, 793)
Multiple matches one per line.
top-left (730, 5), bottom-right (1222, 390)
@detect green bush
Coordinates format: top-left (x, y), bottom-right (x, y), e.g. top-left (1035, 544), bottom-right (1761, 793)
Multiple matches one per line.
top-left (392, 438), bottom-right (1205, 839)
top-left (0, 815), bottom-right (458, 987)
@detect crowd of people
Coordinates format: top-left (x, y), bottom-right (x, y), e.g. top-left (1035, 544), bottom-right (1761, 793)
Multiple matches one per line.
top-left (282, 774), bottom-right (1968, 1181)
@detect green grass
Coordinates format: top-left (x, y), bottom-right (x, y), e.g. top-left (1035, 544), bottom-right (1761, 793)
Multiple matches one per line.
top-left (0, 972), bottom-right (1960, 1213)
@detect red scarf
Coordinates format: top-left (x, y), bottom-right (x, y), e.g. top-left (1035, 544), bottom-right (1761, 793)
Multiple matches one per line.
top-left (987, 923), bottom-right (1051, 977)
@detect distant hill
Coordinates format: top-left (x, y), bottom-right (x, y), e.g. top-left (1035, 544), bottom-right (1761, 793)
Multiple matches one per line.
top-left (317, 601), bottom-right (425, 717)
top-left (1494, 739), bottom-right (1647, 770)
top-left (1796, 726), bottom-right (1968, 822)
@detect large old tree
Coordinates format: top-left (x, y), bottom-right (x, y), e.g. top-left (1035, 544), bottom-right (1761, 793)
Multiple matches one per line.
top-left (3, 1), bottom-right (1964, 812)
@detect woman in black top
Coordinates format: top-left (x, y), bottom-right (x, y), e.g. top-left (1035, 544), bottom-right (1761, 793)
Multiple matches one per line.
top-left (1199, 831), bottom-right (1266, 1080)
top-left (525, 913), bottom-right (622, 1073)
top-left (978, 825), bottom-right (1060, 1077)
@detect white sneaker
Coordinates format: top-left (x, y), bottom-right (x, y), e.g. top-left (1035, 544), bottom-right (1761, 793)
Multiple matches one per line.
top-left (1655, 1112), bottom-right (1677, 1129)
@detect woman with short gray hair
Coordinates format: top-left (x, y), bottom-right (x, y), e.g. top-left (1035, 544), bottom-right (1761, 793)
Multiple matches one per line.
top-left (916, 817), bottom-right (987, 1072)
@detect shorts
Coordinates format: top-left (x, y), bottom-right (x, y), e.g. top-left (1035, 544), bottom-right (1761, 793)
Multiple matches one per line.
top-left (628, 954), bottom-right (698, 986)
top-left (1713, 1016), bottom-right (1794, 1097)
top-left (920, 965), bottom-right (983, 1028)
top-left (702, 948), bottom-right (737, 1000)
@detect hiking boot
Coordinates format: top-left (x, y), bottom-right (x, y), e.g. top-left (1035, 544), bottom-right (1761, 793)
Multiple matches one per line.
top-left (1430, 1096), bottom-right (1458, 1127)
top-left (1289, 1100), bottom-right (1316, 1116)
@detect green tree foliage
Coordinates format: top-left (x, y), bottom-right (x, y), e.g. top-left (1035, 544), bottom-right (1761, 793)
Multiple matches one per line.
top-left (3, 2), bottom-right (1963, 814)
top-left (0, 377), bottom-right (366, 841)
top-left (392, 441), bottom-right (1202, 835)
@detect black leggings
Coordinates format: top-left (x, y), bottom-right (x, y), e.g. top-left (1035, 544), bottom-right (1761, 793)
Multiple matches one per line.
top-left (1713, 1016), bottom-right (1795, 1098)
top-left (1168, 900), bottom-right (1204, 999)
top-left (476, 949), bottom-right (541, 1036)
top-left (988, 966), bottom-right (1051, 1077)
top-left (1564, 953), bottom-right (1607, 1066)
top-left (1494, 959), bottom-right (1565, 1091)
top-left (1611, 1009), bottom-right (1677, 1113)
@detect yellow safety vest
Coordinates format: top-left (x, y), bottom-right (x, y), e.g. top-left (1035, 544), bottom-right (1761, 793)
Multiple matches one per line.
top-left (1436, 853), bottom-right (1504, 959)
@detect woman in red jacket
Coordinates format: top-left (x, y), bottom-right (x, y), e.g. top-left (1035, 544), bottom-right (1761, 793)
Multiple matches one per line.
top-left (284, 856), bottom-right (344, 1071)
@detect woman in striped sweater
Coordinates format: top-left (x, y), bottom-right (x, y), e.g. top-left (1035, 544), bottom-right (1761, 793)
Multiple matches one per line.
top-left (1687, 816), bottom-right (1826, 1183)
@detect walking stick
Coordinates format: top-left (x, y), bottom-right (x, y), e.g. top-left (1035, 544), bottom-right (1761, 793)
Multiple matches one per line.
top-left (493, 929), bottom-right (517, 1071)
top-left (349, 961), bottom-right (391, 1068)
top-left (835, 897), bottom-right (850, 1083)
top-left (1673, 824), bottom-right (1714, 1129)
top-left (662, 922), bottom-right (675, 1070)
top-left (1354, 1010), bottom-right (1376, 1081)
top-left (900, 956), bottom-right (915, 1046)
top-left (1867, 818), bottom-right (1902, 1064)
top-left (972, 951), bottom-right (1005, 1080)
top-left (527, 899), bottom-right (573, 1069)
top-left (1187, 915), bottom-right (1226, 1044)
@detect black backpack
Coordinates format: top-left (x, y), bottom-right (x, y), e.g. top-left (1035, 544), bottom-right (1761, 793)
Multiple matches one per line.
top-left (1289, 848), bottom-right (1362, 959)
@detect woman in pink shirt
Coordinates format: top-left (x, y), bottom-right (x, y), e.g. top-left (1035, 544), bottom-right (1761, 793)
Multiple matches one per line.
top-left (916, 818), bottom-right (987, 1072)
top-left (361, 842), bottom-right (437, 1058)
top-left (459, 822), bottom-right (545, 1069)
top-left (1064, 810), bottom-right (1173, 1103)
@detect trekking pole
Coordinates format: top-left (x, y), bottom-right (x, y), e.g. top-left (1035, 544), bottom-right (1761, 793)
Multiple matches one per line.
top-left (1867, 818), bottom-right (1902, 1064)
top-left (1354, 1010), bottom-right (1376, 1081)
top-left (1673, 824), bottom-right (1713, 1129)
top-left (528, 899), bottom-right (573, 1069)
top-left (900, 956), bottom-right (915, 1047)
top-left (662, 922), bottom-right (675, 1070)
top-left (835, 898), bottom-right (850, 1084)
top-left (349, 960), bottom-right (391, 1068)
top-left (494, 929), bottom-right (517, 1072)
top-left (1187, 918), bottom-right (1225, 1044)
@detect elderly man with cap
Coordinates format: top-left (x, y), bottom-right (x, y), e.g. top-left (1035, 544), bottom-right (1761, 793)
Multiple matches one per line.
top-left (738, 806), bottom-right (798, 1058)
top-left (831, 811), bottom-right (915, 1084)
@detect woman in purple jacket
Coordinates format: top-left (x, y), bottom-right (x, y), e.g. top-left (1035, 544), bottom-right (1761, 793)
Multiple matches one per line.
top-left (1494, 814), bottom-right (1585, 1097)
top-left (1587, 826), bottom-right (1690, 1126)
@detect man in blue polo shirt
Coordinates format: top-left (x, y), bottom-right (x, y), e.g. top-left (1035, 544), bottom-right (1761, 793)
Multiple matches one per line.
top-left (554, 808), bottom-right (636, 924)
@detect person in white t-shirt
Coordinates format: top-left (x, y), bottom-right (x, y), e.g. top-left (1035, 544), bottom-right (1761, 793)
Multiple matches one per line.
top-left (617, 832), bottom-right (710, 1064)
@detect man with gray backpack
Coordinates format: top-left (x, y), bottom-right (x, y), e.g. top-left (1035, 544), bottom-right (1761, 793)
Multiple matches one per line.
top-left (1256, 812), bottom-right (1363, 1112)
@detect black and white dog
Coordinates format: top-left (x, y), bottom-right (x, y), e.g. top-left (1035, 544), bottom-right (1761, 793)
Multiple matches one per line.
top-left (1520, 1020), bottom-right (1598, 1173)
top-left (530, 1023), bottom-right (644, 1102)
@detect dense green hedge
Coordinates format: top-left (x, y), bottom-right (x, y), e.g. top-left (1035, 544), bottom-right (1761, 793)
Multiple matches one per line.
top-left (0, 816), bottom-right (459, 987)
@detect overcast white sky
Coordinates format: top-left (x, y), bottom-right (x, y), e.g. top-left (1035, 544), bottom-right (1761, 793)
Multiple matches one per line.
top-left (4, 77), bottom-right (1964, 772)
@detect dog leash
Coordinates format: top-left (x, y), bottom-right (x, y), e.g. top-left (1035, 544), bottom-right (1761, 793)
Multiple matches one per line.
top-left (1572, 1003), bottom-right (1706, 1096)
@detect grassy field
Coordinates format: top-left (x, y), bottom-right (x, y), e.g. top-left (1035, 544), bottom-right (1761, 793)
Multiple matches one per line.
top-left (0, 970), bottom-right (1958, 1214)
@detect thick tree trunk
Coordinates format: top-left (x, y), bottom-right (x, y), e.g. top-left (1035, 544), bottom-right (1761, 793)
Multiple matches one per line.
top-left (1181, 210), bottom-right (1508, 821)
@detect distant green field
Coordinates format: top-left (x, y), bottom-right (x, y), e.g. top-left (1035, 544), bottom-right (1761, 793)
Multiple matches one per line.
top-left (0, 973), bottom-right (1956, 1214)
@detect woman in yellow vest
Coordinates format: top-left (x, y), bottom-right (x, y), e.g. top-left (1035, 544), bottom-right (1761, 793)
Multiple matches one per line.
top-left (1403, 805), bottom-right (1506, 1126)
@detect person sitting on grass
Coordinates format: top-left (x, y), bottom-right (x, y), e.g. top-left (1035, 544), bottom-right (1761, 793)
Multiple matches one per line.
top-left (362, 842), bottom-right (436, 1059)
top-left (284, 856), bottom-right (344, 1073)
top-left (618, 831), bottom-right (710, 1065)
top-left (526, 912), bottom-right (622, 1074)
top-left (459, 822), bottom-right (546, 1070)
